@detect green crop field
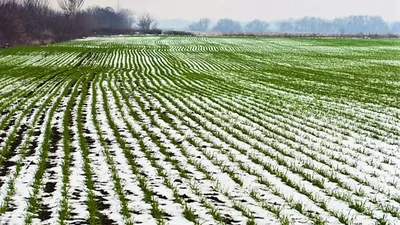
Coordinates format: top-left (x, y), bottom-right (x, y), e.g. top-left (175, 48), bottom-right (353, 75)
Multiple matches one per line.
top-left (0, 36), bottom-right (399, 225)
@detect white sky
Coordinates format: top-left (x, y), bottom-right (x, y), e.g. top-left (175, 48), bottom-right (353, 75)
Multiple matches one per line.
top-left (52, 0), bottom-right (400, 21)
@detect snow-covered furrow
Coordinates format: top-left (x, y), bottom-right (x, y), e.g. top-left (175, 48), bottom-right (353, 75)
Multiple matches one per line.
top-left (230, 97), bottom-right (400, 181)
top-left (0, 115), bottom-right (34, 204)
top-left (0, 77), bottom-right (69, 215)
top-left (188, 74), bottom-right (400, 164)
top-left (162, 79), bottom-right (396, 221)
top-left (115, 74), bottom-right (258, 225)
top-left (194, 82), bottom-right (400, 192)
top-left (236, 96), bottom-right (399, 164)
top-left (181, 81), bottom-right (400, 181)
top-left (92, 78), bottom-right (152, 224)
top-left (146, 88), bottom-right (344, 224)
top-left (0, 77), bottom-right (58, 156)
top-left (73, 79), bottom-right (126, 225)
top-left (149, 50), bottom-right (180, 76)
top-left (37, 102), bottom-right (65, 225)
top-left (0, 75), bottom-right (50, 126)
top-left (0, 77), bottom-right (26, 98)
top-left (1, 36), bottom-right (400, 225)
top-left (131, 92), bottom-right (310, 224)
top-left (102, 76), bottom-right (198, 225)
top-left (248, 76), bottom-right (400, 135)
top-left (65, 84), bottom-right (89, 224)
top-left (138, 70), bottom-right (384, 223)
top-left (123, 73), bottom-right (308, 223)
top-left (24, 79), bottom-right (81, 225)
top-left (180, 91), bottom-right (400, 223)
top-left (0, 113), bottom-right (51, 224)
top-left (0, 79), bottom-right (71, 224)
top-left (166, 72), bottom-right (400, 221)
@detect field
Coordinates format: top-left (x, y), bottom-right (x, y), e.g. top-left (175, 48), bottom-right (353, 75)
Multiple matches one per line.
top-left (0, 36), bottom-right (399, 225)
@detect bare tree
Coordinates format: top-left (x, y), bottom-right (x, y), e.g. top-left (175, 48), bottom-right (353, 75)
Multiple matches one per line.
top-left (189, 18), bottom-right (210, 32)
top-left (23, 0), bottom-right (51, 39)
top-left (58, 0), bottom-right (84, 16)
top-left (244, 20), bottom-right (269, 33)
top-left (23, 0), bottom-right (50, 9)
top-left (137, 13), bottom-right (157, 31)
top-left (0, 0), bottom-right (139, 45)
top-left (118, 9), bottom-right (135, 29)
top-left (212, 19), bottom-right (242, 33)
top-left (0, 0), bottom-right (26, 44)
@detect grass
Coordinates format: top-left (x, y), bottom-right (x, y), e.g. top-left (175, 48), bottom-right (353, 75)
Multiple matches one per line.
top-left (0, 72), bottom-right (69, 215)
top-left (59, 73), bottom-right (87, 224)
top-left (25, 75), bottom-right (79, 224)
top-left (0, 36), bottom-right (399, 225)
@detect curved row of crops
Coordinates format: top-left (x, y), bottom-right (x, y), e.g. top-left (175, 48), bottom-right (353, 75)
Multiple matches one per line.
top-left (0, 36), bottom-right (400, 225)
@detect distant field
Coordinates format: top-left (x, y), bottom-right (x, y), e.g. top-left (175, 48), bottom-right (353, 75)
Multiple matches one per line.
top-left (0, 36), bottom-right (400, 225)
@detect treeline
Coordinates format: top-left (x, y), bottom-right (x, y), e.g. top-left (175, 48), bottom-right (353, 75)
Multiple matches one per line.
top-left (0, 0), bottom-right (159, 46)
top-left (189, 16), bottom-right (400, 34)
top-left (278, 16), bottom-right (396, 34)
top-left (2, 0), bottom-right (399, 46)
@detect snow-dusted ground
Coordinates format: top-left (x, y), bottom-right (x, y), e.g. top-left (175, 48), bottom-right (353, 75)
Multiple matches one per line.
top-left (0, 36), bottom-right (400, 224)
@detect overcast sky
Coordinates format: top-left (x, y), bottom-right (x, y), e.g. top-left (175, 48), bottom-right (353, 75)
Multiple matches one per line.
top-left (52, 0), bottom-right (399, 22)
